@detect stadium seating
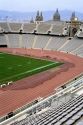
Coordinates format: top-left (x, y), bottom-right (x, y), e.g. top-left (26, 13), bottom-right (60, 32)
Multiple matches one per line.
top-left (59, 37), bottom-right (83, 52)
top-left (34, 35), bottom-right (50, 49)
top-left (0, 22), bottom-right (10, 32)
top-left (10, 94), bottom-right (83, 125)
top-left (0, 76), bottom-right (83, 125)
top-left (22, 34), bottom-right (35, 48)
top-left (72, 45), bottom-right (83, 57)
top-left (46, 37), bottom-right (67, 50)
top-left (0, 31), bottom-right (83, 57)
top-left (0, 15), bottom-right (83, 125)
top-left (9, 23), bottom-right (22, 32)
top-left (0, 34), bottom-right (7, 45)
top-left (8, 34), bottom-right (20, 48)
top-left (77, 32), bottom-right (83, 38)
top-left (23, 23), bottom-right (36, 33)
top-left (36, 23), bottom-right (51, 34)
top-left (0, 32), bottom-right (83, 57)
top-left (50, 24), bottom-right (66, 35)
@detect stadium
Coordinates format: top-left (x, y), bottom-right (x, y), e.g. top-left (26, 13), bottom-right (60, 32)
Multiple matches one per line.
top-left (0, 9), bottom-right (83, 125)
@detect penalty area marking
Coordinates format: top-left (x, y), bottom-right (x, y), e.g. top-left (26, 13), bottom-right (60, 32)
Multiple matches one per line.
top-left (0, 62), bottom-right (58, 82)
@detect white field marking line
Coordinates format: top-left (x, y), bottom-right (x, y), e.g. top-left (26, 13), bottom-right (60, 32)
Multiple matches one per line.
top-left (0, 53), bottom-right (4, 54)
top-left (18, 65), bottom-right (22, 67)
top-left (8, 67), bottom-right (12, 69)
top-left (0, 62), bottom-right (58, 81)
top-left (0, 57), bottom-right (4, 58)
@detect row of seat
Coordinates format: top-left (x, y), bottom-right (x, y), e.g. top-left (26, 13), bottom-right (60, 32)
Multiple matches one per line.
top-left (0, 34), bottom-right (83, 57)
top-left (11, 94), bottom-right (83, 125)
top-left (0, 22), bottom-right (67, 35)
top-left (1, 77), bottom-right (82, 125)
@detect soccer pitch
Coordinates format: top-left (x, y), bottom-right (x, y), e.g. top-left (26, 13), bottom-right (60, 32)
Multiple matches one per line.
top-left (0, 52), bottom-right (63, 85)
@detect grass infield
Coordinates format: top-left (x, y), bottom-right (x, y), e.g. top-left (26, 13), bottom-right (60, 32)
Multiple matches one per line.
top-left (0, 52), bottom-right (63, 85)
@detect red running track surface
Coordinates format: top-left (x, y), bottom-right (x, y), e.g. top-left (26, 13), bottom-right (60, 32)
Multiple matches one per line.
top-left (0, 48), bottom-right (83, 117)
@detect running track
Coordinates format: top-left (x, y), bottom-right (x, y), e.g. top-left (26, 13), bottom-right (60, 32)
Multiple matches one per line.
top-left (0, 48), bottom-right (83, 117)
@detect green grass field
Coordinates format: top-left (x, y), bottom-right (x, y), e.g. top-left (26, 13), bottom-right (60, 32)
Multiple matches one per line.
top-left (0, 52), bottom-right (63, 85)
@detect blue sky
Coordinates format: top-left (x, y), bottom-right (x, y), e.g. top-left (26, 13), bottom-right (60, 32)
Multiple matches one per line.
top-left (0, 0), bottom-right (82, 12)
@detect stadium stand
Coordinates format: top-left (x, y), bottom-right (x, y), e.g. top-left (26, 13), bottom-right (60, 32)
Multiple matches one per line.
top-left (50, 24), bottom-right (67, 35)
top-left (0, 31), bottom-right (83, 57)
top-left (59, 37), bottom-right (83, 53)
top-left (76, 27), bottom-right (83, 38)
top-left (0, 22), bottom-right (10, 32)
top-left (71, 44), bottom-right (83, 56)
top-left (23, 23), bottom-right (36, 33)
top-left (36, 23), bottom-right (51, 34)
top-left (0, 18), bottom-right (83, 125)
top-left (10, 94), bottom-right (83, 125)
top-left (0, 76), bottom-right (83, 125)
top-left (46, 36), bottom-right (67, 50)
top-left (34, 35), bottom-right (50, 49)
top-left (22, 34), bottom-right (35, 48)
top-left (77, 32), bottom-right (83, 38)
top-left (0, 34), bottom-right (7, 45)
top-left (8, 34), bottom-right (20, 48)
top-left (9, 23), bottom-right (22, 32)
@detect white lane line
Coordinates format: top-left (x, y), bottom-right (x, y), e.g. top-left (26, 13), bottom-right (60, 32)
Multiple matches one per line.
top-left (0, 62), bottom-right (57, 81)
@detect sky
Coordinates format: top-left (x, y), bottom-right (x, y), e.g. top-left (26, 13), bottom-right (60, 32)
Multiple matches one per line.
top-left (0, 0), bottom-right (82, 12)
